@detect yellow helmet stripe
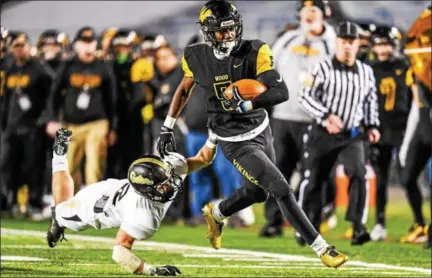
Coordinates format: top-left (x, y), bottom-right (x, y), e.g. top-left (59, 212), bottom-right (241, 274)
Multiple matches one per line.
top-left (199, 6), bottom-right (213, 23)
top-left (130, 157), bottom-right (168, 171)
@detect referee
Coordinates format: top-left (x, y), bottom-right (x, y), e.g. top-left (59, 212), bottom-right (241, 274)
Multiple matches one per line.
top-left (298, 21), bottom-right (381, 246)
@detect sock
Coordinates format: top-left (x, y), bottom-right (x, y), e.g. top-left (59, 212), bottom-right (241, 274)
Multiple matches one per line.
top-left (52, 152), bottom-right (69, 174)
top-left (212, 202), bottom-right (227, 223)
top-left (310, 235), bottom-right (330, 257)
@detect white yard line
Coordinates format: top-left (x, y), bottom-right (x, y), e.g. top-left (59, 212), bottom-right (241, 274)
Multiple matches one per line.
top-left (1, 228), bottom-right (430, 274)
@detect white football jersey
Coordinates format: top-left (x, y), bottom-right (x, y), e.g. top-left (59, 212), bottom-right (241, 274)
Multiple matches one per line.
top-left (56, 153), bottom-right (188, 240)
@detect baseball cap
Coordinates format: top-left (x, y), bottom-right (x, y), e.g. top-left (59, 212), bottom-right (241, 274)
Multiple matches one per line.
top-left (336, 21), bottom-right (359, 39)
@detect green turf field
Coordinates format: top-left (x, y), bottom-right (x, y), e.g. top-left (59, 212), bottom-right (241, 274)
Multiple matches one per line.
top-left (1, 201), bottom-right (430, 277)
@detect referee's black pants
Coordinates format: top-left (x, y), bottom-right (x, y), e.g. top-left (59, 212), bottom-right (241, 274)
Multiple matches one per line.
top-left (264, 119), bottom-right (309, 228)
top-left (399, 106), bottom-right (432, 227)
top-left (299, 125), bottom-right (367, 232)
top-left (218, 126), bottom-right (319, 245)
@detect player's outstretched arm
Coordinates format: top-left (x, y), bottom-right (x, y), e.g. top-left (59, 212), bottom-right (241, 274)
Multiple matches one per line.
top-left (51, 128), bottom-right (74, 205)
top-left (186, 130), bottom-right (218, 173)
top-left (113, 228), bottom-right (182, 276)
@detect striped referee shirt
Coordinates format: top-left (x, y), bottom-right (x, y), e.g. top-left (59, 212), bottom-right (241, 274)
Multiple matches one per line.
top-left (299, 57), bottom-right (380, 129)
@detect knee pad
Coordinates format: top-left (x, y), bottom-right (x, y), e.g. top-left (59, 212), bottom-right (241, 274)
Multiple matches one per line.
top-left (268, 178), bottom-right (293, 200)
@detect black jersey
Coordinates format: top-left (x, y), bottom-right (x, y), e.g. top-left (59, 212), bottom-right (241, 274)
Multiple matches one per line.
top-left (371, 57), bottom-right (412, 129)
top-left (182, 39), bottom-right (275, 138)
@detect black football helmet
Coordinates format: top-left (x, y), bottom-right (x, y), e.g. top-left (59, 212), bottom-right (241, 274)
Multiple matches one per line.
top-left (370, 25), bottom-right (400, 46)
top-left (198, 0), bottom-right (243, 56)
top-left (127, 155), bottom-right (182, 203)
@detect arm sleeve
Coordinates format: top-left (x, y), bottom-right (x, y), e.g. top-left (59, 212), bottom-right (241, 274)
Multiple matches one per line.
top-left (362, 66), bottom-right (380, 129)
top-left (102, 63), bottom-right (118, 131)
top-left (251, 43), bottom-right (289, 109)
top-left (299, 62), bottom-right (330, 124)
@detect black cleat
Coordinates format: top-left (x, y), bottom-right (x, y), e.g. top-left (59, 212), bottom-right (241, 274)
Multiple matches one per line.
top-left (259, 224), bottom-right (283, 238)
top-left (47, 207), bottom-right (67, 248)
top-left (53, 128), bottom-right (72, 156)
top-left (352, 227), bottom-right (371, 246)
top-left (295, 231), bottom-right (307, 246)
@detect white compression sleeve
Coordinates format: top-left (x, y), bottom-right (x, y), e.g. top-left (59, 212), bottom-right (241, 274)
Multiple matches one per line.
top-left (112, 245), bottom-right (154, 275)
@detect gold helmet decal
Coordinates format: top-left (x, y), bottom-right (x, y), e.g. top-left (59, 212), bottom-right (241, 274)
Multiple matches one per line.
top-left (199, 6), bottom-right (213, 24)
top-left (129, 171), bottom-right (154, 185)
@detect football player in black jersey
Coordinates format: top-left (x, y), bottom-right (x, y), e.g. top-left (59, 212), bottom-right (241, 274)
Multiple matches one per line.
top-left (368, 25), bottom-right (413, 241)
top-left (156, 0), bottom-right (347, 268)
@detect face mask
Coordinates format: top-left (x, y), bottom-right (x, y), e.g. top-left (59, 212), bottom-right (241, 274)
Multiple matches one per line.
top-left (117, 53), bottom-right (128, 64)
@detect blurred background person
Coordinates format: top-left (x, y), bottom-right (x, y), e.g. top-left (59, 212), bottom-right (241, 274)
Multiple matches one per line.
top-left (0, 31), bottom-right (52, 216)
top-left (32, 29), bottom-right (70, 220)
top-left (37, 29), bottom-right (69, 74)
top-left (45, 26), bottom-right (117, 192)
top-left (262, 0), bottom-right (336, 238)
top-left (398, 5), bottom-right (431, 248)
top-left (129, 34), bottom-right (158, 156)
top-left (368, 25), bottom-right (413, 241)
top-left (355, 20), bottom-right (377, 63)
top-left (105, 29), bottom-right (142, 179)
top-left (151, 44), bottom-right (187, 223)
top-left (298, 21), bottom-right (380, 246)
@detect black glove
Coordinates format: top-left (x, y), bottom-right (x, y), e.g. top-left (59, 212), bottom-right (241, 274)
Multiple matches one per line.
top-left (153, 265), bottom-right (182, 276)
top-left (53, 128), bottom-right (72, 156)
top-left (157, 126), bottom-right (177, 158)
top-left (224, 86), bottom-right (251, 113)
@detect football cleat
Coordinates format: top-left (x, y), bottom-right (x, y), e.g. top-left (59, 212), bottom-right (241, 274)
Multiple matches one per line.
top-left (259, 224), bottom-right (283, 238)
top-left (370, 224), bottom-right (387, 241)
top-left (320, 246), bottom-right (348, 268)
top-left (400, 224), bottom-right (427, 244)
top-left (202, 203), bottom-right (225, 249)
top-left (344, 227), bottom-right (353, 239)
top-left (47, 207), bottom-right (67, 248)
top-left (53, 128), bottom-right (72, 156)
top-left (295, 231), bottom-right (306, 246)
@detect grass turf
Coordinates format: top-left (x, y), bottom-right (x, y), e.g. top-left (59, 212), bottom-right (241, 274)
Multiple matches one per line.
top-left (1, 201), bottom-right (430, 277)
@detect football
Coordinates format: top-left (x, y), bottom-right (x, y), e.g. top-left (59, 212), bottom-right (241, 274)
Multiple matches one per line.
top-left (223, 79), bottom-right (267, 101)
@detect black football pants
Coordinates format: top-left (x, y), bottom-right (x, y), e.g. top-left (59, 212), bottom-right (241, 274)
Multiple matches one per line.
top-left (218, 126), bottom-right (319, 244)
top-left (369, 127), bottom-right (404, 226)
top-left (264, 119), bottom-right (308, 228)
top-left (399, 106), bottom-right (432, 226)
top-left (299, 125), bottom-right (368, 232)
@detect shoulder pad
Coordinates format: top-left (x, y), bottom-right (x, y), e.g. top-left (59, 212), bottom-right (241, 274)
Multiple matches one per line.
top-left (184, 43), bottom-right (207, 57)
top-left (248, 39), bottom-right (267, 53)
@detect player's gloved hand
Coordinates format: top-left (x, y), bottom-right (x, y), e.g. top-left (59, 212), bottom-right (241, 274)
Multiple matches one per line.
top-left (152, 265), bottom-right (182, 276)
top-left (158, 126), bottom-right (177, 158)
top-left (226, 85), bottom-right (253, 113)
top-left (53, 128), bottom-right (72, 156)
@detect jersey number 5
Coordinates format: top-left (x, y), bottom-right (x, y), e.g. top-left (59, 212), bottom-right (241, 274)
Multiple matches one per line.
top-left (213, 81), bottom-right (233, 111)
top-left (379, 77), bottom-right (396, 111)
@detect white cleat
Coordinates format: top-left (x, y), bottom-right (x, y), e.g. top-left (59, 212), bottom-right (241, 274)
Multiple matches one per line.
top-left (370, 224), bottom-right (387, 241)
